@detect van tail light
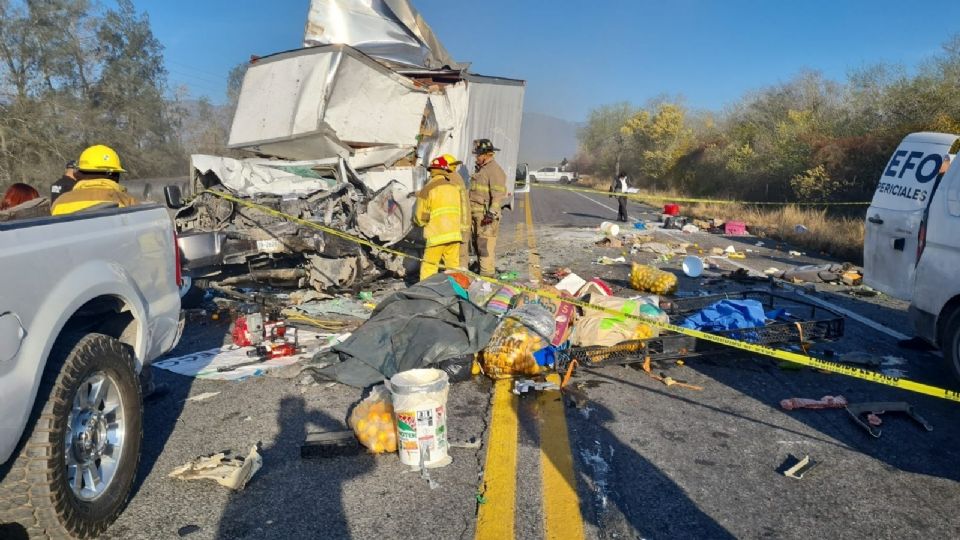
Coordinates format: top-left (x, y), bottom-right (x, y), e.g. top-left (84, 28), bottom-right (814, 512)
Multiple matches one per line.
top-left (173, 231), bottom-right (183, 287)
top-left (916, 220), bottom-right (927, 264)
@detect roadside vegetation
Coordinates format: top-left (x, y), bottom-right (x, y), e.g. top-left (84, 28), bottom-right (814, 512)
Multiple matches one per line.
top-left (573, 35), bottom-right (960, 262)
top-left (0, 0), bottom-right (241, 192)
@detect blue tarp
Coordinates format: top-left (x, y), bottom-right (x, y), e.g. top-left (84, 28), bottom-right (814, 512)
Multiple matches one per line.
top-left (680, 299), bottom-right (767, 332)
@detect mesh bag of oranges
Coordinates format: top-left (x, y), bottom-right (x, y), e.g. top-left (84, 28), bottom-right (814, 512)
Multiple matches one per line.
top-left (481, 317), bottom-right (548, 379)
top-left (348, 385), bottom-right (398, 454)
top-left (630, 263), bottom-right (678, 295)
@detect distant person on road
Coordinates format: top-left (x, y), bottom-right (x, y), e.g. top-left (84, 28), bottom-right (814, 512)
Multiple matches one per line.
top-left (50, 159), bottom-right (78, 203)
top-left (610, 171), bottom-right (631, 222)
top-left (51, 145), bottom-right (138, 215)
top-left (415, 155), bottom-right (465, 280)
top-left (468, 138), bottom-right (507, 276)
top-left (441, 153), bottom-right (472, 270)
top-left (0, 182), bottom-right (48, 221)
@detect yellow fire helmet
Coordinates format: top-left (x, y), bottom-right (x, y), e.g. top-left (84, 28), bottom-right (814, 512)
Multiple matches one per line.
top-left (441, 153), bottom-right (462, 171)
top-left (77, 144), bottom-right (126, 174)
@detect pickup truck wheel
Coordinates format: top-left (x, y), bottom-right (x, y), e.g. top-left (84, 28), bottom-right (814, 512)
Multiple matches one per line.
top-left (530, 175), bottom-right (538, 183)
top-left (945, 309), bottom-right (960, 382)
top-left (0, 333), bottom-right (142, 539)
top-left (560, 177), bottom-right (569, 184)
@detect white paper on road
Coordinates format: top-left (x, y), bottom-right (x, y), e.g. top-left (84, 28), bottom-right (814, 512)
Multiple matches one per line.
top-left (153, 330), bottom-right (333, 381)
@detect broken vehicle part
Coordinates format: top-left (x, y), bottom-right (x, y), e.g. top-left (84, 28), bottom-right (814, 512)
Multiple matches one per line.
top-left (168, 445), bottom-right (262, 490)
top-left (845, 402), bottom-right (934, 438)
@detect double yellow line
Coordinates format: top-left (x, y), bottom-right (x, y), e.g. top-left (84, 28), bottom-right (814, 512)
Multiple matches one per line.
top-left (475, 193), bottom-right (585, 540)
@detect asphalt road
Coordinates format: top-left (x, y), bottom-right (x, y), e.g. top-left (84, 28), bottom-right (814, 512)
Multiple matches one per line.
top-left (89, 184), bottom-right (960, 539)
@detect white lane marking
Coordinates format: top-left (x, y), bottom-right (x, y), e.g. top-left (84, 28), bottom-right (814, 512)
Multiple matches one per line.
top-left (618, 206), bottom-right (913, 342)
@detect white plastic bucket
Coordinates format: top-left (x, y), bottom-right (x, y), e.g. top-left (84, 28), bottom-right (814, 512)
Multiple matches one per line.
top-left (388, 368), bottom-right (450, 467)
top-left (682, 256), bottom-right (704, 278)
top-left (600, 221), bottom-right (620, 237)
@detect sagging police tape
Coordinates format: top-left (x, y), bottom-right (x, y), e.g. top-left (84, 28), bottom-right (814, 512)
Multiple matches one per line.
top-left (202, 189), bottom-right (960, 404)
top-left (530, 182), bottom-right (872, 206)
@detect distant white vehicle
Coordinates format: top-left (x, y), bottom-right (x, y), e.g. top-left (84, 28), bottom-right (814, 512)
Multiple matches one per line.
top-left (864, 131), bottom-right (960, 380)
top-left (528, 166), bottom-right (578, 184)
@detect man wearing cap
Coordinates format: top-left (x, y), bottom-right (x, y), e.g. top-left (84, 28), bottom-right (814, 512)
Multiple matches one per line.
top-left (51, 144), bottom-right (138, 215)
top-left (415, 155), bottom-right (466, 280)
top-left (469, 139), bottom-right (507, 276)
top-left (50, 160), bottom-right (78, 203)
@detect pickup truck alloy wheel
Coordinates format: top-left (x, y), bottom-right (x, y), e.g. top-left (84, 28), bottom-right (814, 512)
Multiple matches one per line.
top-left (0, 333), bottom-right (142, 539)
top-left (66, 371), bottom-right (126, 501)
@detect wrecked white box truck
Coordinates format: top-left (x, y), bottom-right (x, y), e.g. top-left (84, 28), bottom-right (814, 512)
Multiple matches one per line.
top-left (176, 0), bottom-right (525, 292)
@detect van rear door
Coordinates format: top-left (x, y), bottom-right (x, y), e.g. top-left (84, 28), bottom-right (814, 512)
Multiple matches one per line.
top-left (864, 132), bottom-right (958, 301)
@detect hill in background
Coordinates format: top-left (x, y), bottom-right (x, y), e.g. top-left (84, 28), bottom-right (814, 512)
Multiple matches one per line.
top-left (518, 112), bottom-right (581, 169)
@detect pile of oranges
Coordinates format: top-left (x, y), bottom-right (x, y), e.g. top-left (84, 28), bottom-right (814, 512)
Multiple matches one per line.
top-left (481, 318), bottom-right (546, 379)
top-left (630, 263), bottom-right (678, 295)
top-left (349, 390), bottom-right (398, 454)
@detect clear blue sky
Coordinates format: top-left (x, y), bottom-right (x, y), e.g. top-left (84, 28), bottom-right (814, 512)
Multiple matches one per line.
top-left (139, 0), bottom-right (960, 121)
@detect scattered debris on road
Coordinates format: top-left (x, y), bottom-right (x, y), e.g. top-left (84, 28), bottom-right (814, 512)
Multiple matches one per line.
top-left (169, 445), bottom-right (263, 490)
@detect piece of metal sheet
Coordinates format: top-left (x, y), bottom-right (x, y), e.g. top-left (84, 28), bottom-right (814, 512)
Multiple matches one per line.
top-left (303, 0), bottom-right (458, 69)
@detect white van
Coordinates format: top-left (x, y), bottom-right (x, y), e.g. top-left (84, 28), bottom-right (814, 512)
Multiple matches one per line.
top-left (865, 132), bottom-right (960, 379)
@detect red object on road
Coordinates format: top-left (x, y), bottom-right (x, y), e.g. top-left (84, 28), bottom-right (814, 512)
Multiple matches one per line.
top-left (664, 203), bottom-right (680, 216)
top-left (724, 221), bottom-right (747, 235)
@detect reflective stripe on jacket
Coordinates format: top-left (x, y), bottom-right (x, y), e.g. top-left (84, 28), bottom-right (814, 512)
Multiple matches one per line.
top-left (51, 179), bottom-right (138, 215)
top-left (446, 170), bottom-right (471, 235)
top-left (469, 158), bottom-right (507, 213)
top-left (415, 173), bottom-right (464, 247)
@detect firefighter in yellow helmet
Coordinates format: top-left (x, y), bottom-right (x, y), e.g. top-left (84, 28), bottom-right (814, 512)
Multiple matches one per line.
top-left (440, 153), bottom-right (471, 270)
top-left (468, 139), bottom-right (506, 276)
top-left (415, 155), bottom-right (466, 280)
top-left (51, 145), bottom-right (138, 215)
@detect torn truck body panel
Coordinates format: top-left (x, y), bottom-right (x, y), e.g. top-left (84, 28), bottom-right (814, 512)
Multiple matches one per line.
top-left (228, 45), bottom-right (431, 163)
top-left (303, 0), bottom-right (459, 70)
top-left (226, 44), bottom-right (525, 198)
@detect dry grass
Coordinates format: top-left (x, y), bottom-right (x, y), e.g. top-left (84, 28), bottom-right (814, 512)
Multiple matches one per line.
top-left (566, 176), bottom-right (865, 262)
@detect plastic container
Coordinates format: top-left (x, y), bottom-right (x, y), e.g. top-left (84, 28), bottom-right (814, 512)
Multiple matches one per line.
top-left (724, 221), bottom-right (747, 235)
top-left (599, 221), bottom-right (620, 237)
top-left (663, 203), bottom-right (680, 216)
top-left (388, 369), bottom-right (450, 468)
top-left (682, 256), bottom-right (704, 278)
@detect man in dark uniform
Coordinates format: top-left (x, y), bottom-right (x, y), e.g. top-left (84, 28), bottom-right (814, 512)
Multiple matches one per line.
top-left (610, 171), bottom-right (631, 222)
top-left (50, 160), bottom-right (78, 203)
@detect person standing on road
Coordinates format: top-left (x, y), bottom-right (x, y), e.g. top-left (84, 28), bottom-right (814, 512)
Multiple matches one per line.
top-left (610, 171), bottom-right (631, 222)
top-left (51, 145), bottom-right (138, 215)
top-left (415, 155), bottom-right (465, 280)
top-left (441, 153), bottom-right (472, 270)
top-left (468, 139), bottom-right (507, 276)
top-left (50, 160), bottom-right (78, 203)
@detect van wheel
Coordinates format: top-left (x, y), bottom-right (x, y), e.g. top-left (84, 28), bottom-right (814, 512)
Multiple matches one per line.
top-left (0, 333), bottom-right (142, 539)
top-left (945, 310), bottom-right (960, 382)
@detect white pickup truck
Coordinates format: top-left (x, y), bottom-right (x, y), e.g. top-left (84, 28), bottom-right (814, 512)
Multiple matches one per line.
top-left (528, 166), bottom-right (578, 184)
top-left (0, 204), bottom-right (183, 538)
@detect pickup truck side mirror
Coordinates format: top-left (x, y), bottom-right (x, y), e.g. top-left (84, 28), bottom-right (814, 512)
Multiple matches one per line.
top-left (516, 163), bottom-right (528, 182)
top-left (164, 185), bottom-right (183, 209)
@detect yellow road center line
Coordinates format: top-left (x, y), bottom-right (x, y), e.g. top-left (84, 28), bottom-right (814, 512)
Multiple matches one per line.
top-left (475, 380), bottom-right (519, 540)
top-left (539, 373), bottom-right (586, 540)
top-left (524, 191), bottom-right (584, 539)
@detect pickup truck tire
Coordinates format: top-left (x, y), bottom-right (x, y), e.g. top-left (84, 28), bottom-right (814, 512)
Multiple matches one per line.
top-left (0, 333), bottom-right (142, 539)
top-left (944, 309), bottom-right (960, 382)
top-left (529, 175), bottom-right (538, 183)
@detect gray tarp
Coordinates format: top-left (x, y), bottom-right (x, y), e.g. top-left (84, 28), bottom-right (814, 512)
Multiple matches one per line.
top-left (316, 274), bottom-right (499, 387)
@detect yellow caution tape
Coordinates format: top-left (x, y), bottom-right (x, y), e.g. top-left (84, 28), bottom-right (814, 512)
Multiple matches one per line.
top-left (531, 182), bottom-right (872, 206)
top-left (202, 189), bottom-right (960, 404)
